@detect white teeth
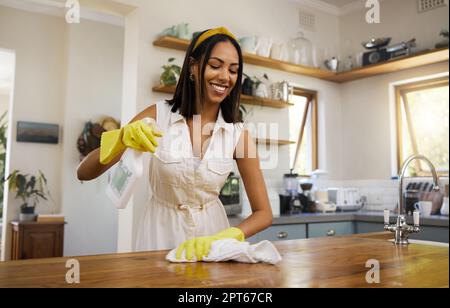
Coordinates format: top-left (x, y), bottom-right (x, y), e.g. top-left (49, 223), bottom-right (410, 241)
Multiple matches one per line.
top-left (211, 84), bottom-right (226, 92)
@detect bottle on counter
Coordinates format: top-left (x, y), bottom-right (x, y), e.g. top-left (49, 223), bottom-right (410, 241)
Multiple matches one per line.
top-left (106, 117), bottom-right (156, 209)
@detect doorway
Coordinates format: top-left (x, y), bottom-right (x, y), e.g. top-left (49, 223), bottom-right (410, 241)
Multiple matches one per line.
top-left (0, 48), bottom-right (15, 260)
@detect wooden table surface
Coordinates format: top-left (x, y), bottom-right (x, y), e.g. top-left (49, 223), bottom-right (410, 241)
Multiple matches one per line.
top-left (0, 233), bottom-right (448, 288)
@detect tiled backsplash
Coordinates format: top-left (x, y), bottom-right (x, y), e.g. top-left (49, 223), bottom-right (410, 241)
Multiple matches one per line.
top-left (240, 177), bottom-right (449, 216)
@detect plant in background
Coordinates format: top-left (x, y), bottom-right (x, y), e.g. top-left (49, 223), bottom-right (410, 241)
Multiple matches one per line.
top-left (252, 73), bottom-right (270, 99)
top-left (252, 73), bottom-right (269, 89)
top-left (160, 57), bottom-right (181, 86)
top-left (0, 111), bottom-right (7, 219)
top-left (5, 170), bottom-right (52, 217)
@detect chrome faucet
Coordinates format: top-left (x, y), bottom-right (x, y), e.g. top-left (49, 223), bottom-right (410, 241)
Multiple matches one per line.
top-left (384, 154), bottom-right (440, 245)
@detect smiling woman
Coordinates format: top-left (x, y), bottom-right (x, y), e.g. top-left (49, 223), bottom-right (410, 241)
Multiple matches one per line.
top-left (77, 27), bottom-right (273, 260)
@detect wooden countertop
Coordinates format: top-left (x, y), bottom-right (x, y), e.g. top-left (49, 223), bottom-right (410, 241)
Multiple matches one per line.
top-left (0, 233), bottom-right (448, 288)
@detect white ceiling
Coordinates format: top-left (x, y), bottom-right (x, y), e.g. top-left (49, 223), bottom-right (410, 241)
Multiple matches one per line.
top-left (320, 0), bottom-right (360, 7)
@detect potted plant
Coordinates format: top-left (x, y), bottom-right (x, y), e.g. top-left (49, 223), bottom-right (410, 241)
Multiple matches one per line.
top-left (252, 73), bottom-right (269, 98)
top-left (5, 170), bottom-right (51, 221)
top-left (160, 57), bottom-right (181, 86)
top-left (435, 29), bottom-right (449, 48)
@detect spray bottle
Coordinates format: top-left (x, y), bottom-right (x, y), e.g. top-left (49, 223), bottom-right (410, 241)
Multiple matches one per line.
top-left (106, 117), bottom-right (157, 209)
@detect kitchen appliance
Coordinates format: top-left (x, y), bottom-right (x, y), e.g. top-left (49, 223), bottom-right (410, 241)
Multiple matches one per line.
top-left (219, 172), bottom-right (242, 216)
top-left (299, 178), bottom-right (316, 213)
top-left (314, 190), bottom-right (336, 213)
top-left (361, 37), bottom-right (417, 66)
top-left (328, 188), bottom-right (362, 212)
top-left (362, 37), bottom-right (391, 66)
top-left (279, 171), bottom-right (303, 215)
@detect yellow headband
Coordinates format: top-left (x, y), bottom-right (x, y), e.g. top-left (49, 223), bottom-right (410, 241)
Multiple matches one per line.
top-left (193, 27), bottom-right (237, 51)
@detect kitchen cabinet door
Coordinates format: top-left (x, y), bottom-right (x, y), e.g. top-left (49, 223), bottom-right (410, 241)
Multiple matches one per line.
top-left (308, 222), bottom-right (355, 238)
top-left (355, 222), bottom-right (384, 234)
top-left (409, 226), bottom-right (449, 243)
top-left (257, 224), bottom-right (307, 242)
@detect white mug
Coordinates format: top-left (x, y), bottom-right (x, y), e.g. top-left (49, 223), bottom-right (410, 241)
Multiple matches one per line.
top-left (415, 201), bottom-right (433, 216)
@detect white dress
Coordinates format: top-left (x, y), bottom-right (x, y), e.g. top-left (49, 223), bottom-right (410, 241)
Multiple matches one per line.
top-left (136, 101), bottom-right (244, 251)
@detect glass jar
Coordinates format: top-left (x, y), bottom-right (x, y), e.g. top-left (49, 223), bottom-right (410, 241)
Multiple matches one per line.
top-left (288, 32), bottom-right (313, 66)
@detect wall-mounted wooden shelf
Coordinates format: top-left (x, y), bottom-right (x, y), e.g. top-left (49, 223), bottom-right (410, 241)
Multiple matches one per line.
top-left (153, 36), bottom-right (334, 81)
top-left (153, 36), bottom-right (449, 83)
top-left (152, 85), bottom-right (294, 108)
top-left (328, 47), bottom-right (449, 83)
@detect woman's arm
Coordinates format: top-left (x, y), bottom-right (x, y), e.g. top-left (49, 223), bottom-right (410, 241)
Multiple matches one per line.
top-left (234, 130), bottom-right (273, 238)
top-left (76, 104), bottom-right (157, 181)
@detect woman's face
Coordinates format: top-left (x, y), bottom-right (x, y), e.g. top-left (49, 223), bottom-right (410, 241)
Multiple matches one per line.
top-left (193, 41), bottom-right (240, 106)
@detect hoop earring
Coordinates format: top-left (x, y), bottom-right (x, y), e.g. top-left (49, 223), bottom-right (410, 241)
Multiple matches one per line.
top-left (189, 73), bottom-right (195, 82)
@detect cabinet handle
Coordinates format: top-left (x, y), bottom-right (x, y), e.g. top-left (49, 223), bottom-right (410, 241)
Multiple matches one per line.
top-left (277, 231), bottom-right (288, 239)
top-left (327, 229), bottom-right (336, 237)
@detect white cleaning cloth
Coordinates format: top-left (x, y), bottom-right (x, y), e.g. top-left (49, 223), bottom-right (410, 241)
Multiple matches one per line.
top-left (166, 239), bottom-right (282, 265)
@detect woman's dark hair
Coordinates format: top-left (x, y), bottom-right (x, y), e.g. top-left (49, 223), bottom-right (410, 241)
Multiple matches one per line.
top-left (166, 29), bottom-right (243, 123)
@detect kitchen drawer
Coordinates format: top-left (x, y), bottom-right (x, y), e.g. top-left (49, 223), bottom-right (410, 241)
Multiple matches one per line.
top-left (355, 222), bottom-right (384, 234)
top-left (409, 226), bottom-right (449, 243)
top-left (308, 222), bottom-right (355, 238)
top-left (257, 224), bottom-right (306, 242)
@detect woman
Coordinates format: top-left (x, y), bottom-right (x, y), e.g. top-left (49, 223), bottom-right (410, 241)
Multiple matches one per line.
top-left (77, 27), bottom-right (272, 261)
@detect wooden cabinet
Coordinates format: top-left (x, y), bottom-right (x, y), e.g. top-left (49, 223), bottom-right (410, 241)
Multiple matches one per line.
top-left (10, 221), bottom-right (65, 260)
top-left (250, 224), bottom-right (307, 243)
top-left (308, 222), bottom-right (355, 238)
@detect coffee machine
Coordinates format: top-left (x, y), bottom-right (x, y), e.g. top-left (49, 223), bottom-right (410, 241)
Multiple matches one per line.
top-left (299, 178), bottom-right (316, 213)
top-left (279, 171), bottom-right (303, 215)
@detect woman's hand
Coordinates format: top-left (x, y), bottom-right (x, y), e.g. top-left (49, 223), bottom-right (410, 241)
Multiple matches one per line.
top-left (100, 118), bottom-right (163, 165)
top-left (175, 227), bottom-right (244, 261)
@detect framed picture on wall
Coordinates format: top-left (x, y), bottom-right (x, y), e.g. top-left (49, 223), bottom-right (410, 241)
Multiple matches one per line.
top-left (16, 121), bottom-right (59, 144)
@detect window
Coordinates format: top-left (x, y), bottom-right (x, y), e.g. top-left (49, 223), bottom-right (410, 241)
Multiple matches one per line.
top-left (289, 87), bottom-right (318, 175)
top-left (396, 77), bottom-right (449, 176)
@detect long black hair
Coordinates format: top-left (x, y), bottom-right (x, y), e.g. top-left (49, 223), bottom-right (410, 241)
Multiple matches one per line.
top-left (166, 29), bottom-right (244, 123)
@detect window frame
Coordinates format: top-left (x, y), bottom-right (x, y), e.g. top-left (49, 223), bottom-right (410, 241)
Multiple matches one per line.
top-left (291, 87), bottom-right (318, 176)
top-left (395, 76), bottom-right (449, 176)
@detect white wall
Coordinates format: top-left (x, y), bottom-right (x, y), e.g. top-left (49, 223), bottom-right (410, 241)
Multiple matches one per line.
top-left (339, 0), bottom-right (449, 180)
top-left (0, 6), bottom-right (66, 260)
top-left (0, 5), bottom-right (124, 259)
top-left (340, 62), bottom-right (449, 181)
top-left (61, 20), bottom-right (124, 257)
top-left (339, 0), bottom-right (449, 59)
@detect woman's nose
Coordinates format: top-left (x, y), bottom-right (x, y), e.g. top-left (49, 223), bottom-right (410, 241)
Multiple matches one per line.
top-left (217, 68), bottom-right (230, 82)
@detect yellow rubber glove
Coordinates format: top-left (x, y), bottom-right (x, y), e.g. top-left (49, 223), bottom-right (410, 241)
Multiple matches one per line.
top-left (99, 118), bottom-right (163, 165)
top-left (175, 227), bottom-right (245, 261)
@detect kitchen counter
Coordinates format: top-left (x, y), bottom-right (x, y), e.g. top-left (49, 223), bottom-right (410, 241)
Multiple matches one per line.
top-left (0, 233), bottom-right (448, 288)
top-left (228, 210), bottom-right (449, 227)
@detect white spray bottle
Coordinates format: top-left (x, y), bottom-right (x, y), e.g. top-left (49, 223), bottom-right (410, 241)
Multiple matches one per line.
top-left (106, 117), bottom-right (157, 209)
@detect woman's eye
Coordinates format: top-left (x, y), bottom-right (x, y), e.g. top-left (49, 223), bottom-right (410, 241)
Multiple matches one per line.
top-left (229, 70), bottom-right (238, 75)
top-left (209, 64), bottom-right (220, 69)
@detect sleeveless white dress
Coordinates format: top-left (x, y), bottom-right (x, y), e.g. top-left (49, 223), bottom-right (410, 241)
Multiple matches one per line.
top-left (135, 101), bottom-right (244, 251)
